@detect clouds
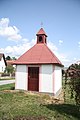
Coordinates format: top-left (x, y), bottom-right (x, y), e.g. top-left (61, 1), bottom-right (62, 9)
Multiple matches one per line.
top-left (48, 42), bottom-right (70, 66)
top-left (59, 40), bottom-right (63, 45)
top-left (0, 18), bottom-right (22, 40)
top-left (0, 36), bottom-right (69, 66)
top-left (0, 17), bottom-right (71, 66)
top-left (0, 17), bottom-right (36, 57)
top-left (0, 38), bottom-right (36, 57)
top-left (78, 41), bottom-right (80, 47)
top-left (47, 40), bottom-right (58, 51)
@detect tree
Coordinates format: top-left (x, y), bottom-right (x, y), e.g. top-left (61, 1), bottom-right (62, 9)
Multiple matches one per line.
top-left (6, 56), bottom-right (12, 60)
top-left (4, 65), bottom-right (14, 76)
top-left (67, 64), bottom-right (80, 105)
top-left (12, 57), bottom-right (17, 60)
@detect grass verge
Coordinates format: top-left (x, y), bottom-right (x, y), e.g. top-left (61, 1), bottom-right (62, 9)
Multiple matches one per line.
top-left (0, 83), bottom-right (80, 120)
top-left (0, 83), bottom-right (15, 91)
top-left (0, 78), bottom-right (15, 80)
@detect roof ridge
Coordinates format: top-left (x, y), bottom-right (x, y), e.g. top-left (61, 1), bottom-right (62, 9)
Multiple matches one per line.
top-left (44, 44), bottom-right (62, 64)
top-left (38, 44), bottom-right (44, 61)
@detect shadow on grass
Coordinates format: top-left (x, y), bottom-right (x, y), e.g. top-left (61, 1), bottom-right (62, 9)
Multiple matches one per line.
top-left (46, 104), bottom-right (80, 119)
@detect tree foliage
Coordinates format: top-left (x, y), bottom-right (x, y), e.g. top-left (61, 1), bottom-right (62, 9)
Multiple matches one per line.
top-left (6, 56), bottom-right (17, 60)
top-left (6, 56), bottom-right (11, 60)
top-left (12, 57), bottom-right (17, 60)
top-left (67, 64), bottom-right (80, 105)
top-left (4, 65), bottom-right (14, 75)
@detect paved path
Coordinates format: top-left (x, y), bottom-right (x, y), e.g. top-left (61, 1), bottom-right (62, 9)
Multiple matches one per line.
top-left (0, 80), bottom-right (15, 85)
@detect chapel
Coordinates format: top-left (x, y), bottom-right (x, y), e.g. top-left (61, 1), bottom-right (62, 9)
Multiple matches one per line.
top-left (14, 28), bottom-right (63, 96)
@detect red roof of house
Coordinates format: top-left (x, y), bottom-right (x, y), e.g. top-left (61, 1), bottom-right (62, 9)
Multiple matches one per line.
top-left (14, 43), bottom-right (63, 66)
top-left (6, 60), bottom-right (15, 65)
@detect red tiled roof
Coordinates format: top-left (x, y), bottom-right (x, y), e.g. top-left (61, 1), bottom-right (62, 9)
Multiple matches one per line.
top-left (36, 28), bottom-right (47, 36)
top-left (14, 44), bottom-right (63, 66)
top-left (6, 60), bottom-right (15, 65)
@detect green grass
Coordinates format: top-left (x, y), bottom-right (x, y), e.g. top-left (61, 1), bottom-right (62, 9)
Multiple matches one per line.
top-left (0, 78), bottom-right (15, 80)
top-left (62, 79), bottom-right (76, 104)
top-left (0, 83), bottom-right (15, 91)
top-left (0, 83), bottom-right (80, 120)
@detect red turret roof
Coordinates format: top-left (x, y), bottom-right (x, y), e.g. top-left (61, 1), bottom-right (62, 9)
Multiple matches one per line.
top-left (36, 28), bottom-right (47, 36)
top-left (14, 43), bottom-right (63, 66)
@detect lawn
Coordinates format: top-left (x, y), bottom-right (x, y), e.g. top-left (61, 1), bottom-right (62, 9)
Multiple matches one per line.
top-left (0, 83), bottom-right (80, 120)
top-left (0, 77), bottom-right (15, 80)
top-left (0, 83), bottom-right (15, 91)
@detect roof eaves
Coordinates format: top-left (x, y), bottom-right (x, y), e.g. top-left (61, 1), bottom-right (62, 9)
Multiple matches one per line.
top-left (44, 44), bottom-right (63, 65)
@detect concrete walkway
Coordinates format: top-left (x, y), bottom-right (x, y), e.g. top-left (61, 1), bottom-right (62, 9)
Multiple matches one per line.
top-left (0, 80), bottom-right (15, 85)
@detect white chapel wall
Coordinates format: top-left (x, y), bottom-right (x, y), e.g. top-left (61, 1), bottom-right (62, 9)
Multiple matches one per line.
top-left (39, 64), bottom-right (53, 93)
top-left (15, 65), bottom-right (28, 90)
top-left (54, 66), bottom-right (62, 94)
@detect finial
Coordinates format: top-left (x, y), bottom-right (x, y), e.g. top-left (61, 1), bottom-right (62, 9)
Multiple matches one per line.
top-left (41, 22), bottom-right (43, 28)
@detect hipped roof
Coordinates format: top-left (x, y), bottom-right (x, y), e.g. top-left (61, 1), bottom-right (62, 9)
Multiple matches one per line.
top-left (14, 43), bottom-right (63, 66)
top-left (14, 28), bottom-right (63, 67)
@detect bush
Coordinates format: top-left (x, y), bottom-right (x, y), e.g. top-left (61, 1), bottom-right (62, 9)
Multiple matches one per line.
top-left (1, 73), bottom-right (10, 77)
top-left (10, 86), bottom-right (15, 90)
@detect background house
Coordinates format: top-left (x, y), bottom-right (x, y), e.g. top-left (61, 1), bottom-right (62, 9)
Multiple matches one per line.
top-left (14, 28), bottom-right (63, 96)
top-left (0, 53), bottom-right (7, 73)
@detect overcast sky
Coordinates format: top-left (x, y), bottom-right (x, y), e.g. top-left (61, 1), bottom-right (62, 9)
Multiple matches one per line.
top-left (0, 0), bottom-right (80, 67)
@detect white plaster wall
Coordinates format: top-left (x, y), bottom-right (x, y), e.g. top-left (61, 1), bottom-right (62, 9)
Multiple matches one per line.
top-left (0, 57), bottom-right (6, 73)
top-left (15, 65), bottom-right (28, 90)
top-left (40, 64), bottom-right (53, 93)
top-left (54, 66), bottom-right (62, 94)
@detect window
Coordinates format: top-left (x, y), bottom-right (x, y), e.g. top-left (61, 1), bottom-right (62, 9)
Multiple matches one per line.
top-left (45, 38), bottom-right (46, 43)
top-left (39, 36), bottom-right (42, 42)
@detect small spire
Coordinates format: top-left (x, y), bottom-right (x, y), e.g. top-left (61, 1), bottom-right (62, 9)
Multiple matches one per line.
top-left (36, 28), bottom-right (47, 36)
top-left (41, 22), bottom-right (43, 28)
top-left (36, 28), bottom-right (47, 44)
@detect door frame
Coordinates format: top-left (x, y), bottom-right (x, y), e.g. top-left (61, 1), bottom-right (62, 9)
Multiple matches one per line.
top-left (28, 65), bottom-right (40, 91)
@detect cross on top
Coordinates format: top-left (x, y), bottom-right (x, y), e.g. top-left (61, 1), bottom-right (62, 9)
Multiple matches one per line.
top-left (41, 22), bottom-right (43, 28)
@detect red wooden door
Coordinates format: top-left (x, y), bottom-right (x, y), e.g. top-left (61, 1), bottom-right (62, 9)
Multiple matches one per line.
top-left (28, 67), bottom-right (39, 91)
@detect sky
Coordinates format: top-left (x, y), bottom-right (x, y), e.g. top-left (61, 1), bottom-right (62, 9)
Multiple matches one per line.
top-left (0, 0), bottom-right (80, 67)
